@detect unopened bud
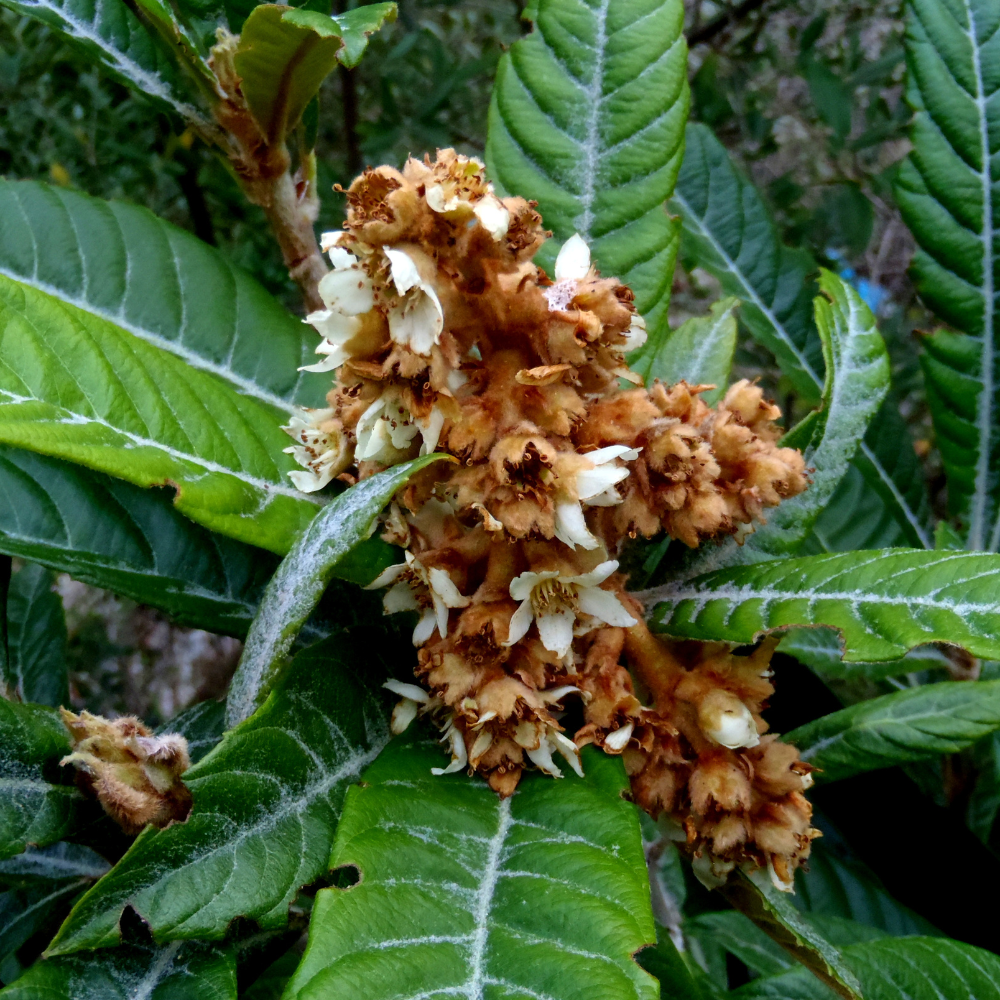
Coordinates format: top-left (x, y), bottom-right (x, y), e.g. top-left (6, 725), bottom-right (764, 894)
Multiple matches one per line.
top-left (697, 690), bottom-right (760, 749)
top-left (59, 710), bottom-right (191, 834)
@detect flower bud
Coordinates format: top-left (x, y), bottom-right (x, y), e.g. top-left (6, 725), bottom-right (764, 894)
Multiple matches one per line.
top-left (697, 690), bottom-right (760, 749)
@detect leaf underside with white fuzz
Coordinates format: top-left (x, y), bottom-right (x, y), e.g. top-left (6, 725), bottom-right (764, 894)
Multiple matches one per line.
top-left (735, 271), bottom-right (889, 561)
top-left (0, 700), bottom-right (79, 861)
top-left (895, 0), bottom-right (1000, 549)
top-left (486, 0), bottom-right (690, 342)
top-left (4, 561), bottom-right (68, 707)
top-left (673, 122), bottom-right (933, 551)
top-left (0, 842), bottom-right (110, 889)
top-left (283, 731), bottom-right (658, 1000)
top-left (225, 454), bottom-right (447, 727)
top-left (0, 180), bottom-right (328, 413)
top-left (786, 680), bottom-right (1000, 783)
top-left (632, 295), bottom-right (737, 404)
top-left (647, 549), bottom-right (1000, 661)
top-left (722, 869), bottom-right (862, 1000)
top-left (0, 0), bottom-right (202, 124)
top-left (733, 937), bottom-right (1000, 1000)
top-left (0, 940), bottom-right (237, 999)
top-left (46, 637), bottom-right (391, 954)
top-left (0, 273), bottom-right (320, 555)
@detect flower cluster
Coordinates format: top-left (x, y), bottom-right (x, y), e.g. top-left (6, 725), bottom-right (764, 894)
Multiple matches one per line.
top-left (60, 710), bottom-right (191, 833)
top-left (284, 149), bottom-right (814, 888)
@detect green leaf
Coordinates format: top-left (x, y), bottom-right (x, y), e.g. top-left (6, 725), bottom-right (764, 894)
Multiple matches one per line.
top-left (967, 729), bottom-right (1000, 841)
top-left (242, 949), bottom-right (301, 1000)
top-left (734, 937), bottom-right (1000, 1000)
top-left (235, 4), bottom-right (396, 144)
top-left (777, 626), bottom-right (952, 684)
top-left (0, 879), bottom-right (85, 961)
top-left (0, 180), bottom-right (328, 415)
top-left (225, 454), bottom-right (448, 727)
top-left (895, 0), bottom-right (1000, 549)
top-left (673, 122), bottom-right (933, 550)
top-left (47, 635), bottom-right (392, 954)
top-left (721, 869), bottom-right (861, 1000)
top-left (158, 699), bottom-right (225, 765)
top-left (0, 274), bottom-right (320, 556)
top-left (636, 926), bottom-right (718, 1000)
top-left (0, 843), bottom-right (109, 889)
top-left (736, 272), bottom-right (889, 559)
top-left (673, 123), bottom-right (823, 401)
top-left (686, 911), bottom-right (793, 978)
top-left (486, 0), bottom-right (690, 341)
top-left (632, 296), bottom-right (737, 404)
top-left (785, 680), bottom-right (1000, 783)
top-left (647, 549), bottom-right (1000, 661)
top-left (0, 446), bottom-right (278, 638)
top-left (0, 700), bottom-right (79, 861)
top-left (0, 0), bottom-right (205, 125)
top-left (0, 940), bottom-right (236, 999)
top-left (283, 730), bottom-right (658, 1000)
top-left (4, 562), bottom-right (67, 708)
top-left (793, 837), bottom-right (937, 937)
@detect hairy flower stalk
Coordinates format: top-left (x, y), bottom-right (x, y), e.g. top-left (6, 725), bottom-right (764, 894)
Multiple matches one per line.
top-left (284, 149), bottom-right (815, 887)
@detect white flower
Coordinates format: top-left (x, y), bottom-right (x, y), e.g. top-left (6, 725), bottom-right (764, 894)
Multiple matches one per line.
top-left (300, 243), bottom-right (374, 373)
top-left (355, 397), bottom-right (420, 464)
top-left (365, 550), bottom-right (470, 645)
top-left (621, 313), bottom-right (647, 353)
top-left (383, 679), bottom-right (435, 735)
top-left (697, 690), bottom-right (760, 749)
top-left (503, 560), bottom-right (636, 658)
top-left (431, 718), bottom-right (468, 775)
top-left (543, 233), bottom-right (591, 312)
top-left (553, 445), bottom-right (640, 550)
top-left (513, 720), bottom-right (584, 778)
top-left (281, 407), bottom-right (349, 492)
top-left (384, 247), bottom-right (444, 355)
top-left (355, 396), bottom-right (445, 465)
top-left (472, 196), bottom-right (510, 240)
top-left (603, 721), bottom-right (634, 752)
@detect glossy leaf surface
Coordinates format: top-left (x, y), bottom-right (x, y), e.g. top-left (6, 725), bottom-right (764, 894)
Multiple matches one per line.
top-left (648, 549), bottom-right (1000, 661)
top-left (48, 636), bottom-right (391, 953)
top-left (284, 731), bottom-right (658, 1000)
top-left (486, 0), bottom-right (689, 341)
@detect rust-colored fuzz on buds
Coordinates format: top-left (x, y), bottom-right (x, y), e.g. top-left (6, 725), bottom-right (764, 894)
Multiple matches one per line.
top-left (60, 710), bottom-right (192, 834)
top-left (284, 149), bottom-right (814, 888)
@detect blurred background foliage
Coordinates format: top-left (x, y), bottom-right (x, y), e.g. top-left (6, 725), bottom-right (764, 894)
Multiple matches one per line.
top-left (0, 0), bottom-right (941, 711)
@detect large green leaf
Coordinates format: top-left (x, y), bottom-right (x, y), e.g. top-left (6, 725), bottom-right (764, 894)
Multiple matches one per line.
top-left (283, 730), bottom-right (658, 1000)
top-left (0, 879), bottom-right (86, 963)
top-left (895, 0), bottom-right (1000, 549)
top-left (786, 680), bottom-right (1000, 782)
top-left (3, 562), bottom-right (67, 708)
top-left (646, 549), bottom-right (1000, 660)
top-left (0, 445), bottom-right (384, 640)
top-left (733, 937), bottom-right (1000, 1000)
top-left (632, 296), bottom-right (737, 404)
top-left (0, 180), bottom-right (327, 415)
top-left (486, 0), bottom-right (689, 342)
top-left (793, 838), bottom-right (936, 937)
top-left (777, 626), bottom-right (952, 684)
top-left (0, 0), bottom-right (205, 124)
top-left (225, 455), bottom-right (447, 727)
top-left (235, 4), bottom-right (396, 144)
top-left (0, 843), bottom-right (109, 889)
top-left (0, 941), bottom-right (236, 999)
top-left (0, 274), bottom-right (320, 554)
top-left (738, 272), bottom-right (889, 559)
top-left (47, 636), bottom-right (392, 954)
top-left (673, 122), bottom-right (933, 550)
top-left (0, 700), bottom-right (80, 861)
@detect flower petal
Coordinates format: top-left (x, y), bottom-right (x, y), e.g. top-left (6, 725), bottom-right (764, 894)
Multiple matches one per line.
top-left (428, 567), bottom-right (471, 609)
top-left (288, 468), bottom-right (329, 493)
top-left (576, 586), bottom-right (637, 628)
top-left (526, 735), bottom-right (563, 777)
top-left (569, 560), bottom-right (619, 588)
top-left (364, 562), bottom-right (408, 590)
top-left (473, 196), bottom-right (510, 240)
top-left (550, 730), bottom-right (585, 777)
top-left (502, 599), bottom-right (534, 647)
top-left (536, 607), bottom-right (576, 657)
top-left (554, 233), bottom-right (591, 281)
top-left (384, 246), bottom-right (423, 295)
top-left (317, 266), bottom-right (374, 315)
top-left (412, 608), bottom-right (437, 646)
top-left (603, 721), bottom-right (634, 752)
top-left (621, 313), bottom-right (647, 352)
top-left (418, 406), bottom-right (445, 456)
top-left (389, 286), bottom-right (444, 355)
top-left (576, 464), bottom-right (630, 502)
top-left (553, 500), bottom-right (599, 550)
top-left (383, 679), bottom-right (430, 702)
top-left (509, 570), bottom-right (557, 602)
top-left (390, 698), bottom-right (419, 736)
top-left (584, 445), bottom-right (641, 465)
top-left (383, 580), bottom-right (421, 614)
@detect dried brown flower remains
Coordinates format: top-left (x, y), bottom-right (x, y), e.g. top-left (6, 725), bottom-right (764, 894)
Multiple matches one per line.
top-left (284, 149), bottom-right (814, 890)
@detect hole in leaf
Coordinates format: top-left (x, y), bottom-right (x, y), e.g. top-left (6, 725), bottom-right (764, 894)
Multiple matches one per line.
top-left (330, 864), bottom-right (361, 889)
